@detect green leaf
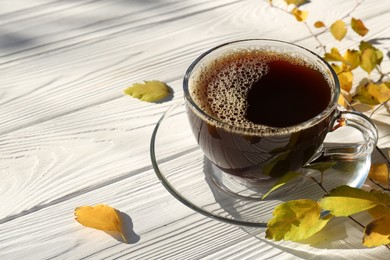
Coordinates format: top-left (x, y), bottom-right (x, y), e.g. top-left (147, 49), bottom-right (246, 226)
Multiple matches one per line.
top-left (319, 185), bottom-right (388, 216)
top-left (351, 18), bottom-right (369, 36)
top-left (330, 20), bottom-right (347, 41)
top-left (123, 80), bottom-right (171, 102)
top-left (266, 199), bottom-right (331, 241)
top-left (262, 171), bottom-right (302, 199)
top-left (363, 215), bottom-right (390, 247)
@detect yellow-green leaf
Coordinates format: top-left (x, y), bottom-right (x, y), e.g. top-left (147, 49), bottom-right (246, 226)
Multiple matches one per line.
top-left (343, 49), bottom-right (361, 70)
top-left (266, 199), bottom-right (331, 241)
top-left (351, 18), bottom-right (369, 36)
top-left (330, 20), bottom-right (347, 41)
top-left (359, 41), bottom-right (384, 65)
top-left (324, 48), bottom-right (345, 62)
top-left (124, 80), bottom-right (171, 102)
top-left (292, 8), bottom-right (308, 22)
top-left (338, 71), bottom-right (354, 93)
top-left (363, 215), bottom-right (390, 247)
top-left (75, 204), bottom-right (127, 243)
top-left (319, 185), bottom-right (384, 216)
top-left (353, 81), bottom-right (390, 105)
top-left (284, 0), bottom-right (307, 6)
top-left (262, 171), bottom-right (302, 199)
top-left (369, 163), bottom-right (389, 185)
top-left (360, 48), bottom-right (378, 74)
top-left (314, 21), bottom-right (325, 28)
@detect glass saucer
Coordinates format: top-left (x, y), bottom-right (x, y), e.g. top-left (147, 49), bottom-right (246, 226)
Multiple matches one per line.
top-left (150, 101), bottom-right (371, 227)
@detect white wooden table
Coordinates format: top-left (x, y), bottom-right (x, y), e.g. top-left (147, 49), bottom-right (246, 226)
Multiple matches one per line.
top-left (1, 0), bottom-right (389, 259)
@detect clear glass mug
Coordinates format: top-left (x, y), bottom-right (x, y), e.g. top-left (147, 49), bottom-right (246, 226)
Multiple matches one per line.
top-left (183, 39), bottom-right (378, 198)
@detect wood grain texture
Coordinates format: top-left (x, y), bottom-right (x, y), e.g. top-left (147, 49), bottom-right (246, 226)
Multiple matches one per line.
top-left (0, 0), bottom-right (389, 259)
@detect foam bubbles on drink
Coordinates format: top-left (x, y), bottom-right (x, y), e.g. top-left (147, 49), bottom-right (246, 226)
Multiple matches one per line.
top-left (189, 49), bottom-right (332, 132)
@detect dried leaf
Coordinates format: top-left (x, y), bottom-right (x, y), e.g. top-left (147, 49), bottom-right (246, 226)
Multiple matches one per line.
top-left (124, 80), bottom-right (171, 102)
top-left (314, 21), bottom-right (325, 28)
top-left (266, 199), bottom-right (331, 241)
top-left (319, 186), bottom-right (388, 216)
top-left (292, 8), bottom-right (308, 22)
top-left (353, 81), bottom-right (390, 105)
top-left (330, 20), bottom-right (347, 41)
top-left (363, 215), bottom-right (390, 247)
top-left (351, 18), bottom-right (369, 37)
top-left (360, 48), bottom-right (378, 74)
top-left (369, 163), bottom-right (389, 185)
top-left (75, 204), bottom-right (127, 243)
top-left (262, 171), bottom-right (302, 199)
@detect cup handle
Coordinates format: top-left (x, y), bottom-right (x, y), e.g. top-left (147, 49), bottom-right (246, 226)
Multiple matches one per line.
top-left (321, 110), bottom-right (378, 160)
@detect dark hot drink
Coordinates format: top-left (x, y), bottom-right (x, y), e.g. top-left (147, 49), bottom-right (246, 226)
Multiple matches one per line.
top-left (186, 48), bottom-right (335, 180)
top-left (183, 39), bottom-right (378, 198)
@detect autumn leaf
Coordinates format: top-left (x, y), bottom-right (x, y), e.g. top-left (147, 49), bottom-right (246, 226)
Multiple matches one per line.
top-left (284, 0), bottom-right (307, 6)
top-left (369, 163), bottom-right (389, 185)
top-left (266, 199), bottom-right (331, 241)
top-left (338, 71), bottom-right (354, 93)
top-left (324, 48), bottom-right (345, 63)
top-left (319, 186), bottom-right (388, 216)
top-left (304, 161), bottom-right (337, 173)
top-left (353, 81), bottom-right (390, 105)
top-left (343, 49), bottom-right (361, 70)
top-left (314, 21), bottom-right (325, 28)
top-left (360, 48), bottom-right (378, 74)
top-left (262, 171), bottom-right (302, 199)
top-left (124, 80), bottom-right (171, 102)
top-left (292, 8), bottom-right (308, 22)
top-left (330, 20), bottom-right (347, 41)
top-left (75, 204), bottom-right (127, 243)
top-left (363, 215), bottom-right (390, 247)
top-left (351, 18), bottom-right (369, 36)
top-left (359, 41), bottom-right (384, 65)
top-left (338, 93), bottom-right (349, 108)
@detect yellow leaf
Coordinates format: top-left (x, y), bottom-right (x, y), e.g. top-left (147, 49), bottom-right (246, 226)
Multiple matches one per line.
top-left (359, 41), bottom-right (384, 65)
top-left (337, 93), bottom-right (349, 108)
top-left (330, 20), bottom-right (347, 41)
top-left (343, 49), bottom-right (361, 70)
top-left (351, 18), bottom-right (369, 36)
top-left (284, 0), bottom-right (307, 6)
top-left (369, 163), bottom-right (389, 185)
top-left (262, 171), bottom-right (302, 199)
top-left (324, 48), bottom-right (345, 62)
top-left (360, 48), bottom-right (378, 74)
top-left (266, 199), bottom-right (331, 241)
top-left (319, 185), bottom-right (386, 216)
top-left (314, 21), bottom-right (325, 28)
top-left (353, 81), bottom-right (390, 105)
top-left (75, 204), bottom-right (127, 243)
top-left (292, 8), bottom-right (308, 22)
top-left (337, 71), bottom-right (354, 93)
top-left (363, 215), bottom-right (390, 247)
top-left (124, 80), bottom-right (171, 102)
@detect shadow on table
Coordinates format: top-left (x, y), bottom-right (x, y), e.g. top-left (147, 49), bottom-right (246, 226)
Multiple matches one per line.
top-left (107, 211), bottom-right (140, 244)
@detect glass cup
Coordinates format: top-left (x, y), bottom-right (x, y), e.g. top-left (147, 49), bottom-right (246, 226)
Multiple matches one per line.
top-left (183, 39), bottom-right (378, 198)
